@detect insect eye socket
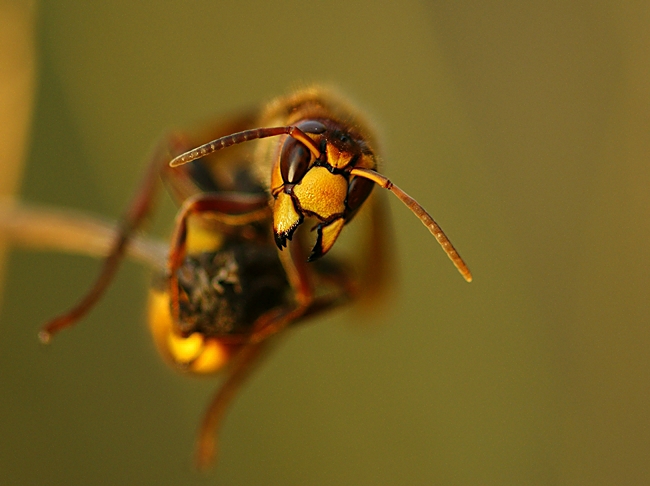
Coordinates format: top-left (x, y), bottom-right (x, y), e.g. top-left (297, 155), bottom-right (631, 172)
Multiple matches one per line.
top-left (345, 175), bottom-right (374, 217)
top-left (280, 137), bottom-right (312, 184)
top-left (297, 120), bottom-right (326, 134)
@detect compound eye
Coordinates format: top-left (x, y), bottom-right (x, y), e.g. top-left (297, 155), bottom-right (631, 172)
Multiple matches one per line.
top-left (345, 175), bottom-right (374, 219)
top-left (297, 120), bottom-right (326, 134)
top-left (280, 137), bottom-right (311, 184)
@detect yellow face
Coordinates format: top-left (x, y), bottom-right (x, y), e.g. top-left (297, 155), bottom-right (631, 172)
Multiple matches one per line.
top-left (270, 120), bottom-right (377, 260)
top-left (167, 87), bottom-right (471, 282)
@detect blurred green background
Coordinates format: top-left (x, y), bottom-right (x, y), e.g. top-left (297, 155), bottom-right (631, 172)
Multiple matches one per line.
top-left (1, 1), bottom-right (649, 484)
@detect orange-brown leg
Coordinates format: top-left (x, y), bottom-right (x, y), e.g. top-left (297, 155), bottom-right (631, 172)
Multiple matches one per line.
top-left (244, 201), bottom-right (393, 343)
top-left (194, 271), bottom-right (357, 470)
top-left (39, 134), bottom-right (190, 342)
top-left (166, 192), bottom-right (270, 326)
top-left (229, 195), bottom-right (389, 345)
top-left (240, 233), bottom-right (317, 343)
top-left (247, 197), bottom-right (396, 341)
top-left (194, 339), bottom-right (270, 470)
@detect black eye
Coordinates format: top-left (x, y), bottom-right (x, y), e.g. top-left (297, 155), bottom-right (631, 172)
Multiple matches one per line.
top-left (297, 120), bottom-right (326, 134)
top-left (345, 176), bottom-right (374, 219)
top-left (280, 137), bottom-right (311, 184)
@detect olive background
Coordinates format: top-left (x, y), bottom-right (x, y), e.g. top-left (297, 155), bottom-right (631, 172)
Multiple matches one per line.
top-left (1, 1), bottom-right (649, 485)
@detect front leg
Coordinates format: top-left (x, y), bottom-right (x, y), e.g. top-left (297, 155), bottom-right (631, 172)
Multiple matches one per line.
top-left (241, 230), bottom-right (317, 343)
top-left (166, 192), bottom-right (271, 328)
top-left (193, 265), bottom-right (356, 469)
top-left (39, 133), bottom-right (190, 342)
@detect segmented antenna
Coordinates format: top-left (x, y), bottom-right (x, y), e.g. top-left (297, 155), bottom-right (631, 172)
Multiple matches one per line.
top-left (169, 126), bottom-right (321, 167)
top-left (350, 167), bottom-right (472, 282)
top-left (169, 126), bottom-right (472, 282)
